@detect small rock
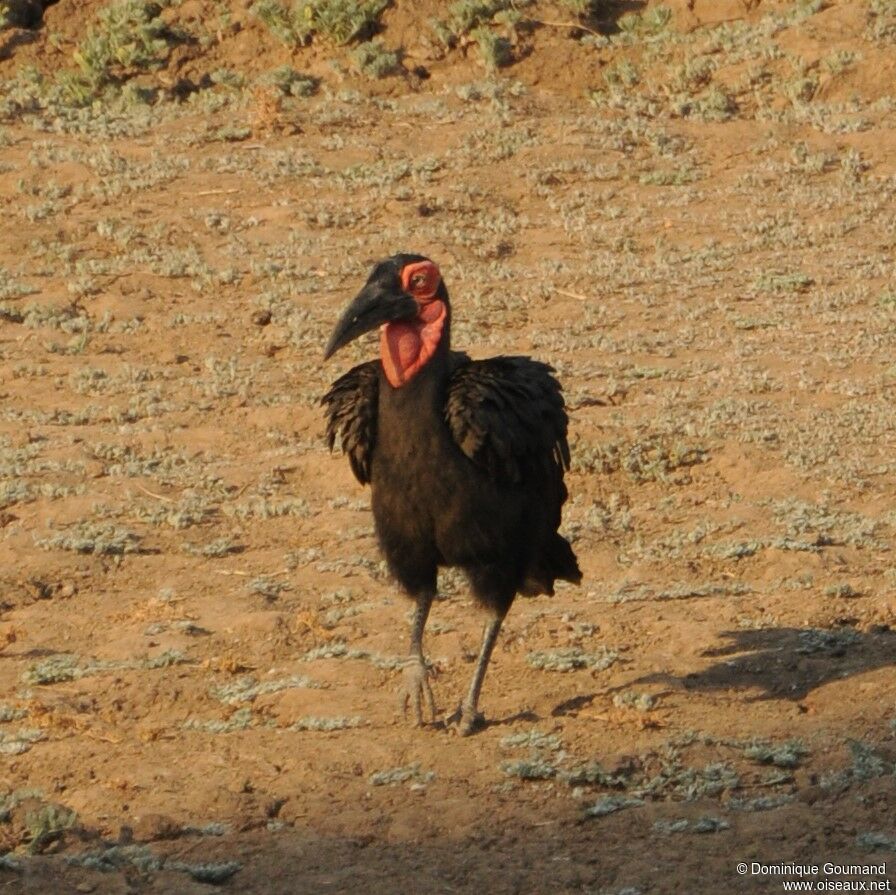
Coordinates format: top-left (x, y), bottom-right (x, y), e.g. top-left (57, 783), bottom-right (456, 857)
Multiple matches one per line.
top-left (132, 814), bottom-right (182, 842)
top-left (797, 785), bottom-right (823, 806)
top-left (251, 309), bottom-right (272, 327)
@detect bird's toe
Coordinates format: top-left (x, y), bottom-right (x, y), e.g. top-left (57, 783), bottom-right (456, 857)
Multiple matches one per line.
top-left (398, 658), bottom-right (437, 726)
top-left (446, 705), bottom-right (486, 737)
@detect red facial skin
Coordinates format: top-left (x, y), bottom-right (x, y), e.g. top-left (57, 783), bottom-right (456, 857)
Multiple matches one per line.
top-left (380, 261), bottom-right (447, 388)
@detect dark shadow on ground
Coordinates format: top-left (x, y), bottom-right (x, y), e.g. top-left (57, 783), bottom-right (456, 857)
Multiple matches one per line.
top-left (3, 779), bottom-right (896, 895)
top-left (634, 626), bottom-right (896, 701)
top-left (596, 0), bottom-right (649, 32)
top-left (0, 28), bottom-right (39, 61)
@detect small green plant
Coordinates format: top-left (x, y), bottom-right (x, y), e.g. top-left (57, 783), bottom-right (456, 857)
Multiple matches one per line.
top-left (472, 26), bottom-right (512, 70)
top-left (261, 65), bottom-right (319, 96)
top-left (57, 0), bottom-right (177, 105)
top-left (0, 267), bottom-right (38, 300)
top-left (617, 5), bottom-right (670, 35)
top-left (368, 763), bottom-right (435, 786)
top-left (183, 707), bottom-right (254, 733)
top-left (211, 675), bottom-right (322, 705)
top-left (558, 0), bottom-right (604, 17)
top-left (866, 0), bottom-right (896, 43)
top-left (640, 166), bottom-right (700, 186)
top-left (501, 758), bottom-right (557, 780)
top-left (574, 435), bottom-right (707, 484)
top-left (300, 641), bottom-right (405, 669)
top-left (352, 40), bottom-right (402, 78)
top-left (562, 762), bottom-right (630, 788)
top-left (825, 583), bottom-right (860, 598)
top-left (0, 704), bottom-right (27, 722)
top-left (37, 522), bottom-right (144, 555)
top-left (26, 802), bottom-right (78, 853)
top-left (584, 795), bottom-right (644, 817)
top-left (445, 0), bottom-right (514, 34)
top-left (823, 49), bottom-right (858, 75)
top-left (209, 67), bottom-right (245, 89)
top-left (182, 537), bottom-right (243, 557)
top-left (603, 59), bottom-right (639, 88)
top-left (0, 728), bottom-right (44, 755)
top-left (253, 0), bottom-right (387, 46)
top-left (743, 739), bottom-right (808, 769)
top-left (673, 56), bottom-right (715, 92)
top-left (247, 576), bottom-right (292, 601)
top-left (23, 654), bottom-right (85, 684)
top-left (66, 845), bottom-right (241, 883)
top-left (613, 691), bottom-right (657, 712)
top-left (857, 832), bottom-right (896, 852)
top-left (678, 85), bottom-right (738, 122)
top-left (169, 862), bottom-right (242, 884)
top-left (500, 730), bottom-right (562, 751)
top-left (23, 651), bottom-right (188, 685)
top-left (654, 816), bottom-right (730, 834)
top-left (753, 271), bottom-right (814, 294)
top-left (289, 716), bottom-right (364, 731)
top-left (526, 646), bottom-right (618, 672)
top-left (430, 0), bottom-right (526, 48)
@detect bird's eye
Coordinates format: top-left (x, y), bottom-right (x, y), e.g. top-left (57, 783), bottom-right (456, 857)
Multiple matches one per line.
top-left (401, 260), bottom-right (440, 299)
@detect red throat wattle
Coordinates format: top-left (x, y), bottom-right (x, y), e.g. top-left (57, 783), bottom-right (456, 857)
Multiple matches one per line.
top-left (380, 300), bottom-right (446, 388)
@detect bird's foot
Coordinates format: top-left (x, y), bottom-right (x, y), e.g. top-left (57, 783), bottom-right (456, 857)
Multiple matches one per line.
top-left (398, 655), bottom-right (436, 727)
top-left (446, 704), bottom-right (486, 737)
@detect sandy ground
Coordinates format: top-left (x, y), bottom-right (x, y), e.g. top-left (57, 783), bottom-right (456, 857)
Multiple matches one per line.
top-left (1, 1), bottom-right (896, 892)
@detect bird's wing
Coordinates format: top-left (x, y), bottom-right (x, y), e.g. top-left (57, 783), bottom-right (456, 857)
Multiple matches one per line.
top-left (321, 361), bottom-right (380, 485)
top-left (445, 355), bottom-right (571, 486)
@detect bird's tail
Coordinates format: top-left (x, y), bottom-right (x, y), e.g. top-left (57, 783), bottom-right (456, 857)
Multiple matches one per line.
top-left (521, 534), bottom-right (582, 597)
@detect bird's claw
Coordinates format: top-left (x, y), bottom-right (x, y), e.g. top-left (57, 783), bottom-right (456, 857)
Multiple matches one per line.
top-left (398, 656), bottom-right (437, 726)
top-left (446, 704), bottom-right (486, 737)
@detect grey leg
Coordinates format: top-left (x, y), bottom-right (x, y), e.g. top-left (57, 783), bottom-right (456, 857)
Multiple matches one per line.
top-left (451, 612), bottom-right (504, 736)
top-left (398, 592), bottom-right (436, 725)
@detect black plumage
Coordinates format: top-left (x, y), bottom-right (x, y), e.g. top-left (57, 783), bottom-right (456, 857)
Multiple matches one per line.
top-left (323, 361), bottom-right (379, 484)
top-left (322, 253), bottom-right (581, 734)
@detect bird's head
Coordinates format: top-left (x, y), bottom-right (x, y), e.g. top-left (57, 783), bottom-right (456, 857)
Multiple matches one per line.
top-left (324, 253), bottom-right (449, 387)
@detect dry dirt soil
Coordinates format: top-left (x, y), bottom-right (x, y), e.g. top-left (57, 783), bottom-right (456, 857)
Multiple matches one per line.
top-left (2, 0), bottom-right (896, 892)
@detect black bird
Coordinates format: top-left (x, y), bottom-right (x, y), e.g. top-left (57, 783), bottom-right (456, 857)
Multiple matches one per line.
top-left (322, 254), bottom-right (581, 735)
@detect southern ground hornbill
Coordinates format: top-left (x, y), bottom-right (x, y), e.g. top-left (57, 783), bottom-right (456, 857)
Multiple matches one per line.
top-left (322, 253), bottom-right (581, 735)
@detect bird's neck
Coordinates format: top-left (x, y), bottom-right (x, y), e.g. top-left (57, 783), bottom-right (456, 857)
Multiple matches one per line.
top-left (377, 325), bottom-right (452, 446)
top-left (379, 300), bottom-right (449, 388)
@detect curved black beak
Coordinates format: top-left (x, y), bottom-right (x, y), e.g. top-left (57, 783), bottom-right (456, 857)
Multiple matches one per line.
top-left (324, 284), bottom-right (417, 360)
